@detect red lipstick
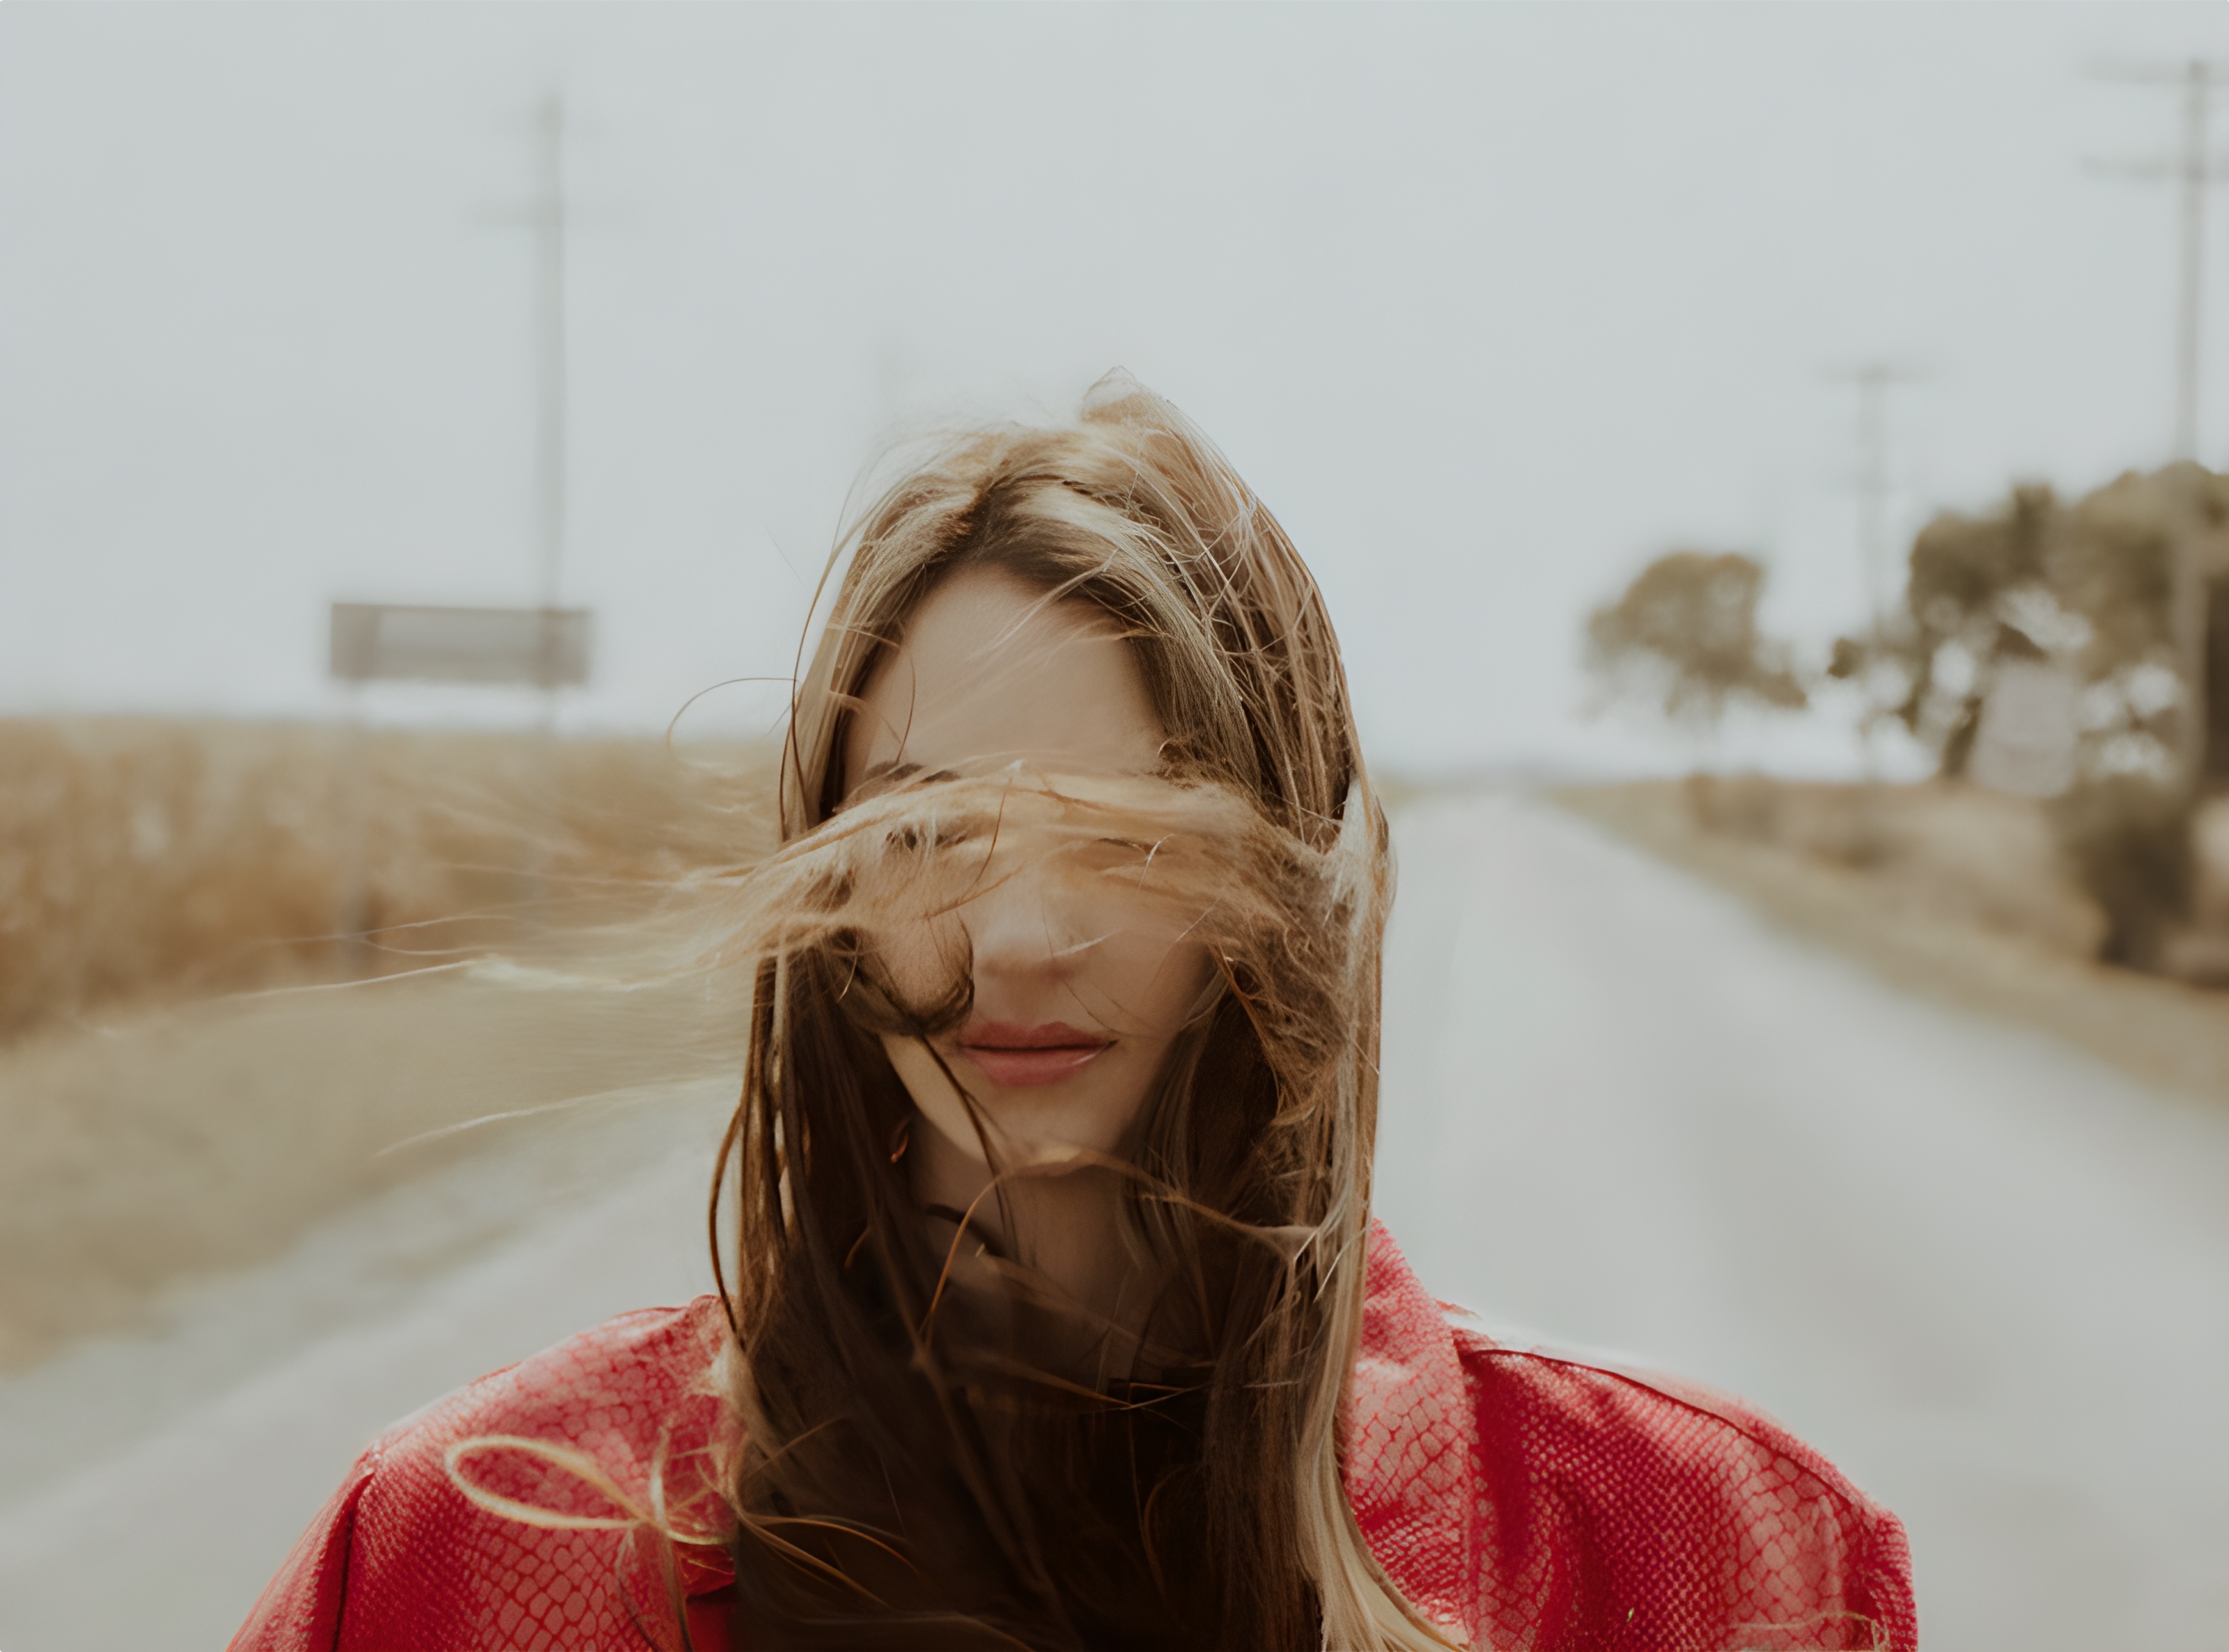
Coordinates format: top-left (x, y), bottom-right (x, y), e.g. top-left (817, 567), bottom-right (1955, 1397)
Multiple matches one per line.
top-left (956, 1021), bottom-right (1111, 1089)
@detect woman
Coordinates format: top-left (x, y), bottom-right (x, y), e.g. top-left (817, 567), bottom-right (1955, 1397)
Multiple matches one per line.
top-left (235, 379), bottom-right (1915, 1651)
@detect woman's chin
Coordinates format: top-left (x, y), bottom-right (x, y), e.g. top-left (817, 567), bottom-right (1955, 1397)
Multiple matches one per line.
top-left (970, 1097), bottom-right (1140, 1171)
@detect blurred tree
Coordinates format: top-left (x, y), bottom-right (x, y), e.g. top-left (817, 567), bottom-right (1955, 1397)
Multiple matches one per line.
top-left (1585, 551), bottom-right (1808, 735)
top-left (1831, 481), bottom-right (2193, 781)
top-left (1829, 465), bottom-right (2229, 969)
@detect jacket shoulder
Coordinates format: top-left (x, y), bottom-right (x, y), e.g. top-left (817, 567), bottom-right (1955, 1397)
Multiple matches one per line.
top-left (1447, 1311), bottom-right (1917, 1652)
top-left (231, 1299), bottom-right (738, 1652)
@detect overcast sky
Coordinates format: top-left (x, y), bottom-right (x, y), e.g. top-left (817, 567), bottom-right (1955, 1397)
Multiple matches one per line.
top-left (4, 3), bottom-right (2226, 777)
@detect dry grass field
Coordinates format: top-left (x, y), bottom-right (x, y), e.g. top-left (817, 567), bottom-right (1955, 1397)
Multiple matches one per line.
top-left (0, 718), bottom-right (777, 1039)
top-left (1634, 773), bottom-right (2106, 957)
top-left (0, 718), bottom-right (777, 1368)
top-left (1559, 777), bottom-right (2229, 1112)
top-left (0, 965), bottom-right (746, 1371)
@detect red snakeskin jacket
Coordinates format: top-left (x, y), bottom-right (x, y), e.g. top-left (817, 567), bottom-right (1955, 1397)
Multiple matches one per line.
top-left (233, 1225), bottom-right (1916, 1651)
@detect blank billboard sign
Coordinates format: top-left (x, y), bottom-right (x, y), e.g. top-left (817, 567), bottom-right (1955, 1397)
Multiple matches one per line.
top-left (329, 603), bottom-right (591, 688)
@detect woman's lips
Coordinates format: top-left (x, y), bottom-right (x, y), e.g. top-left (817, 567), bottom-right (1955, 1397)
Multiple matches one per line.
top-left (956, 1021), bottom-right (1111, 1089)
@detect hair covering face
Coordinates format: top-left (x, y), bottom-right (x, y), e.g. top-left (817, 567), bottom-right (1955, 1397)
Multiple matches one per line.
top-left (704, 376), bottom-right (1437, 1650)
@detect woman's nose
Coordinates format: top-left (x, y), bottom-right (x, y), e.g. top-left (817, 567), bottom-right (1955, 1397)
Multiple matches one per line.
top-left (962, 862), bottom-right (1085, 988)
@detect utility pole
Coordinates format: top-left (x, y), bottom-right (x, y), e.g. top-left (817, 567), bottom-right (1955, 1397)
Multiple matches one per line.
top-left (532, 93), bottom-right (568, 620)
top-left (2091, 61), bottom-right (2229, 785)
top-left (528, 94), bottom-right (569, 727)
top-left (1824, 363), bottom-right (1921, 782)
top-left (472, 93), bottom-right (575, 726)
top-left (1826, 364), bottom-right (1922, 638)
top-left (2090, 59), bottom-right (2229, 462)
top-left (481, 93), bottom-right (574, 724)
top-left (484, 93), bottom-right (575, 923)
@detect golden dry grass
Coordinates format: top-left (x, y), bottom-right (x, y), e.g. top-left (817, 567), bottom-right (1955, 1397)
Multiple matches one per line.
top-left (1652, 772), bottom-right (2104, 958)
top-left (0, 718), bottom-right (777, 1041)
top-left (0, 717), bottom-right (779, 1368)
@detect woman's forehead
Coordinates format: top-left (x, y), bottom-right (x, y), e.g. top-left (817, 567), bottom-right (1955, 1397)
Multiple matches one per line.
top-left (844, 566), bottom-right (1163, 790)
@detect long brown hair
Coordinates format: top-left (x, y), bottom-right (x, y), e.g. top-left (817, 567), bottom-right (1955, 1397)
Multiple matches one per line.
top-left (708, 376), bottom-right (1440, 1650)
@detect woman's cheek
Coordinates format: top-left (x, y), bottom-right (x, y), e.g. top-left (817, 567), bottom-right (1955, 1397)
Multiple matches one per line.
top-left (1158, 940), bottom-right (1219, 1030)
top-left (1093, 931), bottom-right (1216, 1038)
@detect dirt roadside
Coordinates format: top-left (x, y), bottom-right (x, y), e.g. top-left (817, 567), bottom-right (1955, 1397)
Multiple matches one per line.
top-left (0, 961), bottom-right (743, 1371)
top-left (1555, 780), bottom-right (2229, 1116)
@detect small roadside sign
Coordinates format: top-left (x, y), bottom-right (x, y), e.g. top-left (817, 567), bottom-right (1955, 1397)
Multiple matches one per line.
top-left (329, 602), bottom-right (591, 689)
top-left (1970, 660), bottom-right (2079, 799)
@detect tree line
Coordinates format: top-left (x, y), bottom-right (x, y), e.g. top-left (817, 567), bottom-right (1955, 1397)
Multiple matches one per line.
top-left (1586, 463), bottom-right (2229, 971)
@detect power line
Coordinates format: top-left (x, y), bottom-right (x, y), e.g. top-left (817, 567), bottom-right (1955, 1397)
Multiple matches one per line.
top-left (2088, 58), bottom-right (2229, 462)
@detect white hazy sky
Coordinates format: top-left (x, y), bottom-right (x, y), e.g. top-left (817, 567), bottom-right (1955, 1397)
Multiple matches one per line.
top-left (3, 3), bottom-right (2226, 777)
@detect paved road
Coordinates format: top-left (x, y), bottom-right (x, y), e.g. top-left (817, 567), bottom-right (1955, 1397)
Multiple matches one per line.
top-left (0, 1086), bottom-right (736, 1652)
top-left (1375, 794), bottom-right (2229, 1652)
top-left (4, 793), bottom-right (2226, 1649)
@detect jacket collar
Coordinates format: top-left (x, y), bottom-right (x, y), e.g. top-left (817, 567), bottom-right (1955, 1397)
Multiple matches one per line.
top-left (1344, 1220), bottom-right (1483, 1646)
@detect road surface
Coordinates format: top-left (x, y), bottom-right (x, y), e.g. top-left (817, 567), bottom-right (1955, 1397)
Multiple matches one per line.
top-left (1375, 794), bottom-right (2229, 1651)
top-left (3, 792), bottom-right (2226, 1649)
